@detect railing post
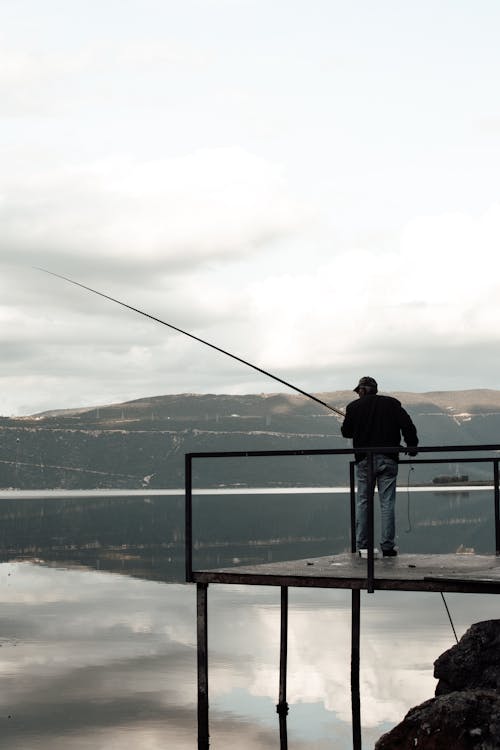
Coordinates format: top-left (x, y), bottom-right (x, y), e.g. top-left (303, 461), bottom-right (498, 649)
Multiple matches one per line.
top-left (495, 459), bottom-right (500, 555)
top-left (367, 451), bottom-right (375, 593)
top-left (349, 461), bottom-right (357, 553)
top-left (185, 453), bottom-right (193, 582)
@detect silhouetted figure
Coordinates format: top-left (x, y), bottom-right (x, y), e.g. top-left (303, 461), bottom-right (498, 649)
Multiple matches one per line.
top-left (341, 376), bottom-right (418, 556)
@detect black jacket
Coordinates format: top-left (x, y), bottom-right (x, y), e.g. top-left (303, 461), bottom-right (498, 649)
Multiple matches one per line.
top-left (341, 394), bottom-right (419, 462)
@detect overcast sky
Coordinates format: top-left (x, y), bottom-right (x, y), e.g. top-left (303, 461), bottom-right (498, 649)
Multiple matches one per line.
top-left (2, 0), bottom-right (500, 416)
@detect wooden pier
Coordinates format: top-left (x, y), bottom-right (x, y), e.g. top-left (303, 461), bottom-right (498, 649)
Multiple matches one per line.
top-left (185, 444), bottom-right (500, 749)
top-left (193, 551), bottom-right (500, 594)
top-left (192, 552), bottom-right (500, 750)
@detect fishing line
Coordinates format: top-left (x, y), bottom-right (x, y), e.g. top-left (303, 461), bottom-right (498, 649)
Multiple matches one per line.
top-left (401, 460), bottom-right (459, 644)
top-left (35, 267), bottom-right (345, 417)
top-left (404, 464), bottom-right (414, 533)
top-left (0, 458), bottom-right (142, 479)
top-left (440, 592), bottom-right (459, 644)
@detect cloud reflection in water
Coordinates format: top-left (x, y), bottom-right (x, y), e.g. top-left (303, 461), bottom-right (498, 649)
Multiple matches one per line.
top-left (1, 563), bottom-right (499, 749)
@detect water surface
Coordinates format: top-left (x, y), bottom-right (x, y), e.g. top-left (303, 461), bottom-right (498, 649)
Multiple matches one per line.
top-left (0, 489), bottom-right (498, 748)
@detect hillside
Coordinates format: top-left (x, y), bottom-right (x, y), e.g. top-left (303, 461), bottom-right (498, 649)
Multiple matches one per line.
top-left (1, 390), bottom-right (500, 489)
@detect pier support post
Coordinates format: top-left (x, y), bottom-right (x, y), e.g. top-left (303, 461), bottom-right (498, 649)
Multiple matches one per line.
top-left (276, 586), bottom-right (289, 748)
top-left (351, 589), bottom-right (362, 750)
top-left (197, 583), bottom-right (209, 750)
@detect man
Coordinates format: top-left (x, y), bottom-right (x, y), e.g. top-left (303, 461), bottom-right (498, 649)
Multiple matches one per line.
top-left (341, 376), bottom-right (419, 557)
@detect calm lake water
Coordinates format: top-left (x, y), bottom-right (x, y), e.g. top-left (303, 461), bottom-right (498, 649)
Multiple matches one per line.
top-left (0, 487), bottom-right (499, 749)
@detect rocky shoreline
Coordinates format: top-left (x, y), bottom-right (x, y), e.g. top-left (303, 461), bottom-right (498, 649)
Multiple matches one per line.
top-left (376, 620), bottom-right (500, 749)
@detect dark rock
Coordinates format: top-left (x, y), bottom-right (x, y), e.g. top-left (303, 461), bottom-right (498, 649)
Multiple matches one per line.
top-left (434, 620), bottom-right (500, 695)
top-left (376, 621), bottom-right (500, 749)
top-left (375, 689), bottom-right (500, 750)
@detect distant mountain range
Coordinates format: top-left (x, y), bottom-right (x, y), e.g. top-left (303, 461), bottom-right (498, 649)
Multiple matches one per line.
top-left (1, 389), bottom-right (500, 489)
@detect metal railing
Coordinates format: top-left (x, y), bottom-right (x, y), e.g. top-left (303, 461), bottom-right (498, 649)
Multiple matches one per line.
top-left (185, 444), bottom-right (500, 593)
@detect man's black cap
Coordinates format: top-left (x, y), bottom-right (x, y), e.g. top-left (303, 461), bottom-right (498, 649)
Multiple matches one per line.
top-left (354, 376), bottom-right (378, 393)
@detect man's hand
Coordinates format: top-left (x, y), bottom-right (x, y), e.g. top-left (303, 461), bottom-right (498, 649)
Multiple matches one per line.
top-left (405, 446), bottom-right (418, 457)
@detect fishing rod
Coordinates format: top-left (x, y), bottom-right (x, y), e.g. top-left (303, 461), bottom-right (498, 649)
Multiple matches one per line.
top-left (36, 268), bottom-right (345, 417)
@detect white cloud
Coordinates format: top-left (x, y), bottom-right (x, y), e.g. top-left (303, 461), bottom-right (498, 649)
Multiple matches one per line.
top-left (0, 38), bottom-right (208, 87)
top-left (1, 148), bottom-right (308, 272)
top-left (0, 49), bottom-right (89, 86)
top-left (244, 203), bottom-right (500, 383)
top-left (3, 197), bottom-right (500, 415)
top-left (2, 1), bottom-right (500, 412)
top-left (116, 40), bottom-right (210, 68)
top-left (0, 145), bottom-right (316, 414)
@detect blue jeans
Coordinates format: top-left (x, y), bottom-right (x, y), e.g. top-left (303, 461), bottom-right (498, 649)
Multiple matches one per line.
top-left (356, 454), bottom-right (398, 551)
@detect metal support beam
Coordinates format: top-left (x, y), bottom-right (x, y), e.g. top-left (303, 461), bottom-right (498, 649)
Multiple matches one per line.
top-left (276, 586), bottom-right (289, 749)
top-left (351, 589), bottom-right (362, 750)
top-left (495, 460), bottom-right (500, 556)
top-left (197, 583), bottom-right (209, 750)
top-left (349, 461), bottom-right (356, 553)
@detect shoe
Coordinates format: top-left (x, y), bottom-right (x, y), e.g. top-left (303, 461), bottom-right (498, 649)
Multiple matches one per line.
top-left (382, 548), bottom-right (398, 557)
top-left (358, 548), bottom-right (380, 559)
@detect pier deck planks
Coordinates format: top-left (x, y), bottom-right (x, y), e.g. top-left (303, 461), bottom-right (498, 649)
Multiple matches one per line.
top-left (192, 552), bottom-right (500, 594)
